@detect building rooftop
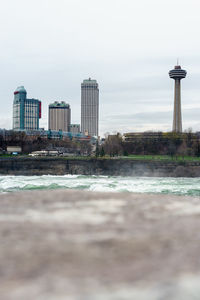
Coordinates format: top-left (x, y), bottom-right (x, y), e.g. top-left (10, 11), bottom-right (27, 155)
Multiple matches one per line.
top-left (49, 101), bottom-right (70, 108)
top-left (14, 86), bottom-right (27, 94)
top-left (83, 78), bottom-right (97, 84)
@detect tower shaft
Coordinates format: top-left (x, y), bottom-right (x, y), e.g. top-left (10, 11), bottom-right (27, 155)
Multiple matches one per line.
top-left (173, 79), bottom-right (182, 132)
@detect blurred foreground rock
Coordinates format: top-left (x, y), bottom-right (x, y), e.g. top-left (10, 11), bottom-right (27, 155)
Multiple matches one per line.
top-left (1, 190), bottom-right (200, 299)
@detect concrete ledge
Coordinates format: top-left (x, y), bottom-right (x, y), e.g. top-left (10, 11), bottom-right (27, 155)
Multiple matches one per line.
top-left (1, 190), bottom-right (200, 299)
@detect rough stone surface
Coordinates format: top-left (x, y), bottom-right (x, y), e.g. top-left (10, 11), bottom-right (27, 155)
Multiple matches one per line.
top-left (1, 157), bottom-right (200, 177)
top-left (1, 190), bottom-right (200, 299)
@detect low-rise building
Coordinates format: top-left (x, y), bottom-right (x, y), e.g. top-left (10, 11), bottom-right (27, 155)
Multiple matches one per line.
top-left (70, 124), bottom-right (80, 134)
top-left (7, 146), bottom-right (22, 154)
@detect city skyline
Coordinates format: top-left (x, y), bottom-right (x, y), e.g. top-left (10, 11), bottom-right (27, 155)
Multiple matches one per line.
top-left (1, 0), bottom-right (200, 135)
top-left (8, 64), bottom-right (200, 136)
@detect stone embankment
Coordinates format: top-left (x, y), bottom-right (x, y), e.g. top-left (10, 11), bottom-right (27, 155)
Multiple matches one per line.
top-left (0, 157), bottom-right (200, 177)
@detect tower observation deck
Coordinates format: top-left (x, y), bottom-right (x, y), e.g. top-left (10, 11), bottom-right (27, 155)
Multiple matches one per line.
top-left (169, 65), bottom-right (187, 133)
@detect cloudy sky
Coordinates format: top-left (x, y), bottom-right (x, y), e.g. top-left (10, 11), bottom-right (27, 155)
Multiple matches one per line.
top-left (1, 0), bottom-right (200, 136)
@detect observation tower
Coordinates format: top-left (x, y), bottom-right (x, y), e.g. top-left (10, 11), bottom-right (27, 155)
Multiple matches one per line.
top-left (169, 64), bottom-right (187, 133)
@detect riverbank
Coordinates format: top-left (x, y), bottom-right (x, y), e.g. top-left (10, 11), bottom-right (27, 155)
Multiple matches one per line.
top-left (1, 156), bottom-right (200, 176)
top-left (1, 190), bottom-right (200, 299)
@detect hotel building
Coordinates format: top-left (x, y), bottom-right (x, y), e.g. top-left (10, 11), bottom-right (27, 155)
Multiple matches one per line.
top-left (13, 86), bottom-right (41, 130)
top-left (48, 101), bottom-right (71, 132)
top-left (81, 78), bottom-right (99, 137)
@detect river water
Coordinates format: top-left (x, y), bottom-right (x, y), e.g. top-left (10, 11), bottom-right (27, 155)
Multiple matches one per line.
top-left (0, 175), bottom-right (200, 196)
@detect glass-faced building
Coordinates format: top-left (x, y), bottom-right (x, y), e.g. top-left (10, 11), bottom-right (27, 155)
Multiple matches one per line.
top-left (81, 78), bottom-right (99, 137)
top-left (13, 86), bottom-right (41, 130)
top-left (48, 101), bottom-right (71, 132)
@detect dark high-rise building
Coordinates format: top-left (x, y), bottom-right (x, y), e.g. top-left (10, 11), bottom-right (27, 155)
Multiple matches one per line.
top-left (169, 64), bottom-right (187, 133)
top-left (81, 78), bottom-right (99, 137)
top-left (13, 86), bottom-right (41, 130)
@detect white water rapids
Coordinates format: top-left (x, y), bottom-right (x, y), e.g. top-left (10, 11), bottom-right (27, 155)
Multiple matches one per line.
top-left (0, 175), bottom-right (200, 196)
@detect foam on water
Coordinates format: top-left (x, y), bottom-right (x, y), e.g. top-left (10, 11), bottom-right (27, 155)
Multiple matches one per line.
top-left (0, 175), bottom-right (200, 196)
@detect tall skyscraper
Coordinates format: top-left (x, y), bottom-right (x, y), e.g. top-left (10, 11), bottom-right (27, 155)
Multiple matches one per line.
top-left (48, 101), bottom-right (71, 132)
top-left (13, 86), bottom-right (41, 130)
top-left (81, 78), bottom-right (99, 137)
top-left (169, 64), bottom-right (187, 133)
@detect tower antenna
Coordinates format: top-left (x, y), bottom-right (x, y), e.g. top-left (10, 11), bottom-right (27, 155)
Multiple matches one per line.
top-left (177, 58), bottom-right (179, 66)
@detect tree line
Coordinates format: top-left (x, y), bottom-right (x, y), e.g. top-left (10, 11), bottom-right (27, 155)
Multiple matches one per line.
top-left (0, 131), bottom-right (91, 155)
top-left (97, 131), bottom-right (200, 158)
top-left (1, 130), bottom-right (200, 158)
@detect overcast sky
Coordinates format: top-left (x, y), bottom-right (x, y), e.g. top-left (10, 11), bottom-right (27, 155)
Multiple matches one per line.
top-left (1, 0), bottom-right (200, 136)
